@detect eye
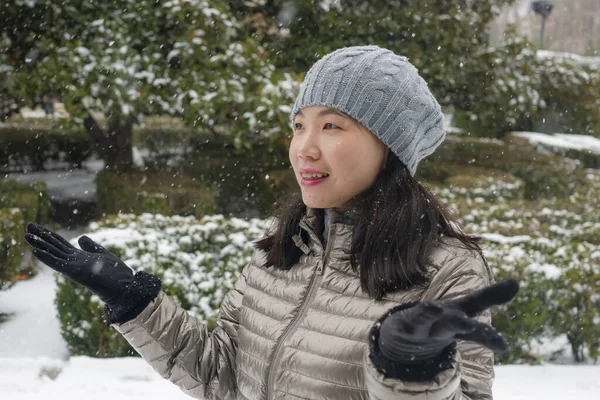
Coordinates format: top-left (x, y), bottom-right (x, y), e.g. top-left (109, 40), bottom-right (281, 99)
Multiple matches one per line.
top-left (294, 122), bottom-right (304, 131)
top-left (324, 123), bottom-right (340, 130)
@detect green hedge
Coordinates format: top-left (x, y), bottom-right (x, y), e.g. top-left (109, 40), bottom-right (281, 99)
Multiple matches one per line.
top-left (1, 117), bottom-right (292, 220)
top-left (420, 136), bottom-right (587, 200)
top-left (0, 179), bottom-right (52, 224)
top-left (486, 237), bottom-right (600, 364)
top-left (454, 32), bottom-right (600, 137)
top-left (0, 207), bottom-right (26, 289)
top-left (132, 119), bottom-right (293, 218)
top-left (55, 213), bottom-right (271, 357)
top-left (96, 168), bottom-right (218, 219)
top-left (0, 121), bottom-right (94, 171)
top-left (132, 119), bottom-right (228, 167)
top-left (506, 132), bottom-right (600, 170)
top-left (429, 167), bottom-right (600, 364)
top-left (0, 178), bottom-right (51, 288)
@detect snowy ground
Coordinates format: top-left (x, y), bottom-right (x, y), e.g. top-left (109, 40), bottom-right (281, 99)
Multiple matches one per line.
top-left (0, 356), bottom-right (597, 400)
top-left (2, 243), bottom-right (599, 399)
top-left (0, 356), bottom-right (189, 400)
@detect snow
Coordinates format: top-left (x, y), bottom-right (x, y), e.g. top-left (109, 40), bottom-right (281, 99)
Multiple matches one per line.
top-left (481, 232), bottom-right (532, 244)
top-left (537, 50), bottom-right (600, 70)
top-left (0, 357), bottom-right (189, 400)
top-left (493, 365), bottom-right (600, 399)
top-left (511, 131), bottom-right (600, 155)
top-left (18, 105), bottom-right (70, 119)
top-left (526, 262), bottom-right (563, 279)
top-left (0, 258), bottom-right (69, 360)
top-left (0, 357), bottom-right (597, 399)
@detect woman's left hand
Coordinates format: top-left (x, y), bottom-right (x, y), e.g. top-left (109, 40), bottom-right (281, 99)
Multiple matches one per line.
top-left (377, 279), bottom-right (519, 364)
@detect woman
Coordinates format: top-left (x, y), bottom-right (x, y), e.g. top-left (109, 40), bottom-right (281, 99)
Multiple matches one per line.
top-left (25, 45), bottom-right (518, 400)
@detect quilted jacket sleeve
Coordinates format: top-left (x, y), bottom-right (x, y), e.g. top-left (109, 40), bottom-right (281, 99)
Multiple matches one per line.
top-left (110, 263), bottom-right (250, 400)
top-left (365, 251), bottom-right (496, 400)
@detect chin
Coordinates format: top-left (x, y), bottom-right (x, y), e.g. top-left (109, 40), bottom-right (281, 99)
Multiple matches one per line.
top-left (301, 196), bottom-right (338, 209)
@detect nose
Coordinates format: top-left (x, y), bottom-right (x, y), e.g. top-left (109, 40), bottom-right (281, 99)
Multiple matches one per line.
top-left (296, 129), bottom-right (320, 160)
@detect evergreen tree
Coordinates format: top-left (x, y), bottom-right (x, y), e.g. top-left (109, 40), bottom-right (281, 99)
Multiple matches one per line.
top-left (230, 0), bottom-right (516, 108)
top-left (1, 0), bottom-right (297, 170)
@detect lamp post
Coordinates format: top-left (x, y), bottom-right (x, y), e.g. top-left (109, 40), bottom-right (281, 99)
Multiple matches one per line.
top-left (532, 1), bottom-right (553, 49)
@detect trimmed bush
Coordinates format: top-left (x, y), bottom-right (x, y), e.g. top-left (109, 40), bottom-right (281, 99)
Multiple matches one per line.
top-left (55, 213), bottom-right (271, 357)
top-left (455, 31), bottom-right (600, 138)
top-left (132, 118), bottom-right (232, 168)
top-left (506, 132), bottom-right (600, 170)
top-left (484, 236), bottom-right (600, 364)
top-left (430, 167), bottom-right (600, 364)
top-left (0, 207), bottom-right (26, 289)
top-left (181, 147), bottom-right (291, 218)
top-left (422, 136), bottom-right (586, 200)
top-left (0, 179), bottom-right (52, 224)
top-left (0, 121), bottom-right (94, 171)
top-left (535, 52), bottom-right (600, 137)
top-left (422, 165), bottom-right (525, 203)
top-left (96, 169), bottom-right (217, 219)
top-left (0, 178), bottom-right (51, 288)
top-left (131, 117), bottom-right (293, 218)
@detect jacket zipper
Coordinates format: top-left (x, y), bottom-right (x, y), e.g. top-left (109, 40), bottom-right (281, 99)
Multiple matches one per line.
top-left (264, 225), bottom-right (333, 399)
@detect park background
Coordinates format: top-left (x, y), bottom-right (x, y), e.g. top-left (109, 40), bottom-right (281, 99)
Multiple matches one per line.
top-left (1, 0), bottom-right (600, 398)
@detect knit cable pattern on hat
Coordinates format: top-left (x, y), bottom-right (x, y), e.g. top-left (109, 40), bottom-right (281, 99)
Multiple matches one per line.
top-left (291, 45), bottom-right (446, 176)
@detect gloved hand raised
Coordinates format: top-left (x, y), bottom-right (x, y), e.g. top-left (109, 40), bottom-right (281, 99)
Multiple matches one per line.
top-left (24, 223), bottom-right (134, 306)
top-left (378, 279), bottom-right (519, 364)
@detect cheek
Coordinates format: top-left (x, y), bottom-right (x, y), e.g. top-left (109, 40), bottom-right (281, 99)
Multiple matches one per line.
top-left (332, 140), bottom-right (383, 183)
top-left (330, 141), bottom-right (360, 174)
top-left (288, 141), bottom-right (298, 168)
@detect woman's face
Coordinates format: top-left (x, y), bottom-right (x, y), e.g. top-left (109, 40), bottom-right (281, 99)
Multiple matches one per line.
top-left (289, 106), bottom-right (388, 210)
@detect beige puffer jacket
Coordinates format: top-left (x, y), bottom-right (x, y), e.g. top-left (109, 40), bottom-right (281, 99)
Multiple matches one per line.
top-left (111, 207), bottom-right (495, 400)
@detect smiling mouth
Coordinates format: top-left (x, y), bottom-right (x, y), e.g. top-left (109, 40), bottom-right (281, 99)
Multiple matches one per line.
top-left (300, 174), bottom-right (329, 186)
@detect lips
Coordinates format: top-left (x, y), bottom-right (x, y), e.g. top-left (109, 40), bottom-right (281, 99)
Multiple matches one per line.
top-left (300, 174), bottom-right (329, 187)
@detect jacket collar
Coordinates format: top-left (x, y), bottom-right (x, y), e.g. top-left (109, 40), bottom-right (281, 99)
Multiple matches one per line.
top-left (295, 207), bottom-right (357, 261)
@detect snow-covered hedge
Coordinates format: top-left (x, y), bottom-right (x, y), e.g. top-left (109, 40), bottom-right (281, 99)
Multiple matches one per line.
top-left (55, 213), bottom-right (272, 357)
top-left (431, 168), bottom-right (600, 364)
top-left (485, 234), bottom-right (600, 363)
top-left (508, 131), bottom-right (600, 170)
top-left (458, 30), bottom-right (600, 137)
top-left (422, 136), bottom-right (583, 200)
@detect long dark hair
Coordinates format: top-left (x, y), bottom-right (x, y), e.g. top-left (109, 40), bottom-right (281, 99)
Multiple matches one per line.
top-left (254, 152), bottom-right (484, 300)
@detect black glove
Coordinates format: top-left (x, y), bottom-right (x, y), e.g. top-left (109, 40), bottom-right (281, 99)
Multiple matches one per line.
top-left (378, 279), bottom-right (519, 364)
top-left (24, 223), bottom-right (134, 306)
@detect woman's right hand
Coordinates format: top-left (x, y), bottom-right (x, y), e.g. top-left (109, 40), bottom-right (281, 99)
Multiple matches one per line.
top-left (24, 223), bottom-right (134, 306)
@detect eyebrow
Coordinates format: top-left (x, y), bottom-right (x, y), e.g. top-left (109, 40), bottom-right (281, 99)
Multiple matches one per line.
top-left (295, 108), bottom-right (347, 119)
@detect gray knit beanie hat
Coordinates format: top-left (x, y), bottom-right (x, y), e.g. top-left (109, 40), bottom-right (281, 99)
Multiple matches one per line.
top-left (291, 45), bottom-right (446, 176)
